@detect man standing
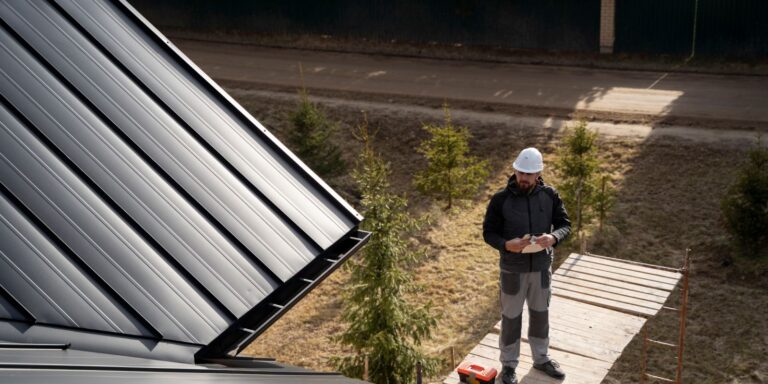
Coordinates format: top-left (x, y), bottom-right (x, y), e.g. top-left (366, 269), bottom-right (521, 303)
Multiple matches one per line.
top-left (482, 147), bottom-right (571, 384)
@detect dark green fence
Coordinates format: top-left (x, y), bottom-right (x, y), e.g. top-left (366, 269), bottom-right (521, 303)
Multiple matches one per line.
top-left (132, 0), bottom-right (600, 52)
top-left (133, 0), bottom-right (767, 58)
top-left (615, 0), bottom-right (768, 57)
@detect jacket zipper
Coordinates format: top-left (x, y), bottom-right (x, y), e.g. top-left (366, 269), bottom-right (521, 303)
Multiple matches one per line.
top-left (527, 195), bottom-right (533, 272)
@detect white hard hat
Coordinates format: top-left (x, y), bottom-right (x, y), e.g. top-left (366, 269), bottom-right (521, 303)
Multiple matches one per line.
top-left (513, 147), bottom-right (544, 173)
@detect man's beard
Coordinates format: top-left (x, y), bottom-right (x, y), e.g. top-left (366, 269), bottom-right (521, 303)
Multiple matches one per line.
top-left (518, 181), bottom-right (533, 191)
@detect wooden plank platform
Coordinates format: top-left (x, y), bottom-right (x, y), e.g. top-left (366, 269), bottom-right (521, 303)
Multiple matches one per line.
top-left (492, 297), bottom-right (646, 362)
top-left (444, 253), bottom-right (682, 384)
top-left (444, 334), bottom-right (614, 384)
top-left (554, 253), bottom-right (681, 316)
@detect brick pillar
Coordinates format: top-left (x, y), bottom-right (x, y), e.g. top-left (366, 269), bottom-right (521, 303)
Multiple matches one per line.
top-left (600, 0), bottom-right (615, 54)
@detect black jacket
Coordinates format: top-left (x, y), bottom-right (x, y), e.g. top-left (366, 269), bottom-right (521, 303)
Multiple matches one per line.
top-left (483, 175), bottom-right (571, 272)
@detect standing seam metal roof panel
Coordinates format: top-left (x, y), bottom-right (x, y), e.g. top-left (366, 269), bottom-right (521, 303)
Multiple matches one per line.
top-left (0, 98), bottom-right (229, 343)
top-left (0, 0), bottom-right (367, 363)
top-left (0, 0), bottom-right (280, 317)
top-left (0, 192), bottom-right (151, 335)
top-left (0, 0), bottom-right (318, 282)
top-left (60, 0), bottom-right (357, 245)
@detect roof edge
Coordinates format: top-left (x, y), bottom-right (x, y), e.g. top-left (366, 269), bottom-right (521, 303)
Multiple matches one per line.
top-left (195, 228), bottom-right (370, 359)
top-left (0, 321), bottom-right (201, 363)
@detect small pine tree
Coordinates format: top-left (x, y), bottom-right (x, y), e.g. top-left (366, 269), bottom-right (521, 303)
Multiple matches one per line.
top-left (333, 116), bottom-right (439, 384)
top-left (414, 105), bottom-right (489, 209)
top-left (288, 89), bottom-right (346, 178)
top-left (554, 120), bottom-right (599, 234)
top-left (721, 137), bottom-right (768, 257)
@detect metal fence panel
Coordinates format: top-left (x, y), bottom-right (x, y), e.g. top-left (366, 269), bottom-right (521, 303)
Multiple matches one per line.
top-left (133, 0), bottom-right (601, 52)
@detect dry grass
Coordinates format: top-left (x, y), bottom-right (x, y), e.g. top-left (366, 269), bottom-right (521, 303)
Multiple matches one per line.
top-left (234, 89), bottom-right (767, 383)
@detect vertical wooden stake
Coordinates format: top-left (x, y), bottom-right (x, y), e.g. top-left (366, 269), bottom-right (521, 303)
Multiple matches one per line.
top-left (576, 179), bottom-right (583, 233)
top-left (599, 176), bottom-right (607, 232)
top-left (450, 346), bottom-right (455, 370)
top-left (676, 248), bottom-right (691, 384)
top-left (416, 361), bottom-right (423, 384)
top-left (580, 232), bottom-right (587, 255)
top-left (640, 324), bottom-right (648, 384)
top-left (363, 353), bottom-right (369, 382)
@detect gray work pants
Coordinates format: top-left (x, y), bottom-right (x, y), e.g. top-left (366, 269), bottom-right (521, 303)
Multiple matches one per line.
top-left (498, 269), bottom-right (552, 368)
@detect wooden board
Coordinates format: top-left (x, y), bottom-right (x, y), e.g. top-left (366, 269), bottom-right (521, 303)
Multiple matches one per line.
top-left (553, 288), bottom-right (658, 316)
top-left (546, 295), bottom-right (646, 327)
top-left (553, 281), bottom-right (663, 312)
top-left (492, 296), bottom-right (647, 333)
top-left (566, 253), bottom-right (682, 280)
top-left (444, 334), bottom-right (613, 384)
top-left (562, 253), bottom-right (682, 288)
top-left (445, 253), bottom-right (681, 383)
top-left (556, 263), bottom-right (677, 291)
top-left (553, 253), bottom-right (683, 315)
top-left (561, 257), bottom-right (680, 284)
top-left (554, 274), bottom-right (670, 303)
top-left (558, 260), bottom-right (680, 289)
top-left (491, 296), bottom-right (645, 362)
top-left (553, 269), bottom-right (672, 298)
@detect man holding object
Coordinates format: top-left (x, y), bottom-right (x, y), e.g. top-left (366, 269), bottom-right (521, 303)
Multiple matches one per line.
top-left (482, 147), bottom-right (571, 384)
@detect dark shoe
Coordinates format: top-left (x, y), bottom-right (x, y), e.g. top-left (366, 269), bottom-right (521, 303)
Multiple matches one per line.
top-left (533, 359), bottom-right (565, 379)
top-left (500, 366), bottom-right (518, 384)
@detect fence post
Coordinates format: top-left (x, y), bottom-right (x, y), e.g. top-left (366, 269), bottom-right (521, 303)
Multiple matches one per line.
top-left (688, 0), bottom-right (700, 60)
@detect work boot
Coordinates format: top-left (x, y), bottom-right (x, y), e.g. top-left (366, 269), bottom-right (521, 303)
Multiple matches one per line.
top-left (500, 366), bottom-right (518, 384)
top-left (533, 359), bottom-right (565, 379)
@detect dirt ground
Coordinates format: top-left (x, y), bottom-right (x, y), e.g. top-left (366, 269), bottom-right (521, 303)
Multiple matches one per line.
top-left (232, 88), bottom-right (767, 384)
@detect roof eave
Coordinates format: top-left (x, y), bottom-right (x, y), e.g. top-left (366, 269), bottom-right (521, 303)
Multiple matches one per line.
top-left (195, 228), bottom-right (371, 360)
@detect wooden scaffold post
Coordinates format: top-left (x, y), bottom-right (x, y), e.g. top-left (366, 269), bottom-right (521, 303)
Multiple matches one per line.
top-left (675, 248), bottom-right (692, 383)
top-left (639, 247), bottom-right (692, 384)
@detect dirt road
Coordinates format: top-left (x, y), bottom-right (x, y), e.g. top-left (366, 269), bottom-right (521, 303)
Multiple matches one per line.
top-left (175, 39), bottom-right (768, 129)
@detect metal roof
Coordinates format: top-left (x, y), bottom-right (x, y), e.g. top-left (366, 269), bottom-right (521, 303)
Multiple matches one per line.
top-left (0, 343), bottom-right (364, 383)
top-left (0, 0), bottom-right (367, 365)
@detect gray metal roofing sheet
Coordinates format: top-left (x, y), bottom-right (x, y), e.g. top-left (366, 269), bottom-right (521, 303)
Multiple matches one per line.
top-left (1, 0), bottom-right (318, 282)
top-left (1, 371), bottom-right (363, 384)
top-left (0, 0), bottom-right (366, 365)
top-left (0, 346), bottom-right (365, 383)
top-left (0, 191), bottom-right (150, 335)
top-left (57, 0), bottom-right (357, 249)
top-left (0, 322), bottom-right (202, 363)
top-left (0, 294), bottom-right (23, 321)
top-left (0, 85), bottom-right (230, 343)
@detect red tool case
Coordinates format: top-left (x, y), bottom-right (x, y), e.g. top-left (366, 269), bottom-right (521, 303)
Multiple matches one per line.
top-left (457, 361), bottom-right (497, 384)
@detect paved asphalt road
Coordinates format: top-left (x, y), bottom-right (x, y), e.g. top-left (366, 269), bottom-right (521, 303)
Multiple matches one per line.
top-left (174, 39), bottom-right (768, 127)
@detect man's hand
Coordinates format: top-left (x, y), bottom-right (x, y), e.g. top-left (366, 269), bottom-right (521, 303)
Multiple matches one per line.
top-left (504, 237), bottom-right (531, 253)
top-left (533, 234), bottom-right (557, 248)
